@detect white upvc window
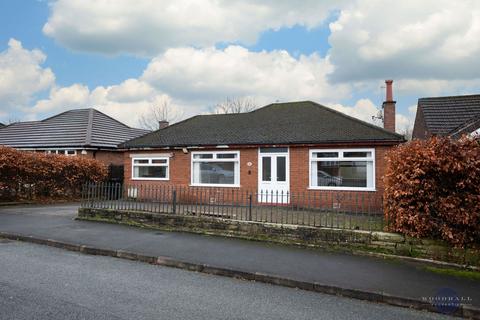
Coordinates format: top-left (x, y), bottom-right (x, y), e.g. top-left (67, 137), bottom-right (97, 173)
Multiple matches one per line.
top-left (132, 157), bottom-right (169, 180)
top-left (309, 149), bottom-right (375, 191)
top-left (46, 149), bottom-right (77, 156)
top-left (191, 151), bottom-right (240, 187)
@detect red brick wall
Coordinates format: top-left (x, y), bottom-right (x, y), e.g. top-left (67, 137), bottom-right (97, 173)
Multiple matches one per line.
top-left (383, 101), bottom-right (396, 133)
top-left (412, 106), bottom-right (431, 140)
top-left (289, 145), bottom-right (390, 211)
top-left (124, 144), bottom-right (396, 206)
top-left (123, 148), bottom-right (258, 189)
top-left (124, 145), bottom-right (399, 213)
top-left (80, 150), bottom-right (124, 166)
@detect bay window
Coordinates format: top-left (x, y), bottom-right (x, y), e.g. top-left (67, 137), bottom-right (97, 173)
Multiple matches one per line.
top-left (309, 149), bottom-right (375, 190)
top-left (191, 151), bottom-right (240, 187)
top-left (132, 157), bottom-right (169, 180)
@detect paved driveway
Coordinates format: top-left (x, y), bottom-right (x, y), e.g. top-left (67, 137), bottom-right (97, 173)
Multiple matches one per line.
top-left (0, 203), bottom-right (80, 216)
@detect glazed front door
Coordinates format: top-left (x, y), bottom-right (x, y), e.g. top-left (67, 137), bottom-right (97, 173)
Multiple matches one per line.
top-left (258, 148), bottom-right (289, 203)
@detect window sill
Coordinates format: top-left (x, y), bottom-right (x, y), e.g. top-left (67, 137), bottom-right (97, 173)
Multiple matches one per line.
top-left (308, 186), bottom-right (377, 192)
top-left (132, 178), bottom-right (169, 181)
top-left (190, 183), bottom-right (240, 188)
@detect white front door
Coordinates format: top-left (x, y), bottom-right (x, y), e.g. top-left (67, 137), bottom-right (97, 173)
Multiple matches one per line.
top-left (258, 148), bottom-right (290, 203)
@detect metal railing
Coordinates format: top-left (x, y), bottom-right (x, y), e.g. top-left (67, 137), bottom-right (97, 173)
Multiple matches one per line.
top-left (81, 183), bottom-right (385, 231)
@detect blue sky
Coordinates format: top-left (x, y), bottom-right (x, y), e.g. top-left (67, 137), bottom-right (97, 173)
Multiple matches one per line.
top-left (0, 1), bottom-right (147, 88)
top-left (1, 1), bottom-right (479, 132)
top-left (0, 1), bottom-right (333, 88)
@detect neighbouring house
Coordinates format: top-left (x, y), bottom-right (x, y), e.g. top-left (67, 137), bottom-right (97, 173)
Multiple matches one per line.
top-left (412, 94), bottom-right (480, 140)
top-left (0, 122), bottom-right (4, 128)
top-left (0, 108), bottom-right (149, 169)
top-left (121, 81), bottom-right (404, 205)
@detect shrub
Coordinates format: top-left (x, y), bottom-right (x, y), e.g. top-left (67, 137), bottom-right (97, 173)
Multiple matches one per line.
top-left (0, 146), bottom-right (107, 200)
top-left (384, 136), bottom-right (480, 247)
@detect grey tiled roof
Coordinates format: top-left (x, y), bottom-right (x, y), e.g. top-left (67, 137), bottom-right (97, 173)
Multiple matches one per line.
top-left (0, 108), bottom-right (149, 149)
top-left (418, 94), bottom-right (480, 136)
top-left (123, 101), bottom-right (403, 148)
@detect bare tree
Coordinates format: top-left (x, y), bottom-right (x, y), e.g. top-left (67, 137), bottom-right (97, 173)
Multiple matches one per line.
top-left (0, 117), bottom-right (22, 126)
top-left (400, 125), bottom-right (413, 141)
top-left (212, 97), bottom-right (258, 114)
top-left (6, 117), bottom-right (21, 124)
top-left (138, 100), bottom-right (183, 130)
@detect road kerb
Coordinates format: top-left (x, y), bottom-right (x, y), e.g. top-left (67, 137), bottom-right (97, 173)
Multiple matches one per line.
top-left (0, 231), bottom-right (477, 319)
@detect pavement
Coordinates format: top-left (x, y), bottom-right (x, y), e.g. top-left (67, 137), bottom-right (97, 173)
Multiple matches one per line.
top-left (0, 240), bottom-right (450, 320)
top-left (0, 203), bottom-right (479, 316)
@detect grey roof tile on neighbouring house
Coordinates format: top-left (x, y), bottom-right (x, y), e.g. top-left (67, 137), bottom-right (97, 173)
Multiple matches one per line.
top-left (415, 94), bottom-right (480, 137)
top-left (122, 101), bottom-right (404, 148)
top-left (0, 108), bottom-right (149, 149)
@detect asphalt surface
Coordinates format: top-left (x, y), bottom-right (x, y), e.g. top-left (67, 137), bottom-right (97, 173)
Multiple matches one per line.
top-left (0, 240), bottom-right (451, 320)
top-left (0, 204), bottom-right (478, 309)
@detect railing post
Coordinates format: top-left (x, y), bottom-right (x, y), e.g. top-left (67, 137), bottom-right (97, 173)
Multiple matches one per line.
top-left (172, 189), bottom-right (177, 214)
top-left (248, 192), bottom-right (252, 221)
top-left (382, 196), bottom-right (387, 231)
top-left (80, 183), bottom-right (85, 207)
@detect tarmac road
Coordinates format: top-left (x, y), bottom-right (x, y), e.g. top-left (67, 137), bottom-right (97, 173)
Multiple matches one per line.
top-left (0, 239), bottom-right (451, 320)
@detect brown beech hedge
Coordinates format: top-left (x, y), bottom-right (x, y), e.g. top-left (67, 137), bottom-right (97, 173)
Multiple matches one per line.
top-left (384, 136), bottom-right (480, 247)
top-left (0, 146), bottom-right (107, 200)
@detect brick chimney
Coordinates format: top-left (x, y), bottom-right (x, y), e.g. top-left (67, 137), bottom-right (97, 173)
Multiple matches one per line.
top-left (158, 120), bottom-right (169, 129)
top-left (382, 80), bottom-right (396, 132)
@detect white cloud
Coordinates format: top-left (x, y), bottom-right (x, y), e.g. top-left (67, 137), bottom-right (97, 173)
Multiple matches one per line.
top-left (141, 45), bottom-right (351, 105)
top-left (28, 45), bottom-right (354, 125)
top-left (395, 79), bottom-right (480, 97)
top-left (106, 79), bottom-right (155, 103)
top-left (43, 0), bottom-right (343, 56)
top-left (328, 0), bottom-right (480, 81)
top-left (330, 98), bottom-right (414, 134)
top-left (396, 113), bottom-right (412, 135)
top-left (0, 39), bottom-right (55, 110)
top-left (33, 84), bottom-right (90, 114)
top-left (29, 79), bottom-right (184, 127)
top-left (408, 104), bottom-right (417, 115)
top-left (329, 98), bottom-right (379, 123)
top-left (24, 43), bottom-right (416, 132)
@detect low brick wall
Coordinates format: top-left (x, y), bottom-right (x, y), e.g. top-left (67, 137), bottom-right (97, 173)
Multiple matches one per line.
top-left (78, 208), bottom-right (480, 267)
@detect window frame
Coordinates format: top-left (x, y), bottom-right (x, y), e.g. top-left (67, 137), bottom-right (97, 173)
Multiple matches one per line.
top-left (308, 148), bottom-right (375, 191)
top-left (131, 156), bottom-right (170, 181)
top-left (191, 151), bottom-right (240, 187)
top-left (45, 149), bottom-right (77, 156)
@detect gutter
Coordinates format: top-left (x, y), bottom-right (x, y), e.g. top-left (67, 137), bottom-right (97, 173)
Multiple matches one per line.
top-left (123, 140), bottom-right (405, 151)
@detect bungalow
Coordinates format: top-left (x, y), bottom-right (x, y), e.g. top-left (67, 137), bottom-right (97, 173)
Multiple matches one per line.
top-left (0, 108), bottom-right (149, 166)
top-left (121, 81), bottom-right (404, 204)
top-left (412, 94), bottom-right (480, 139)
